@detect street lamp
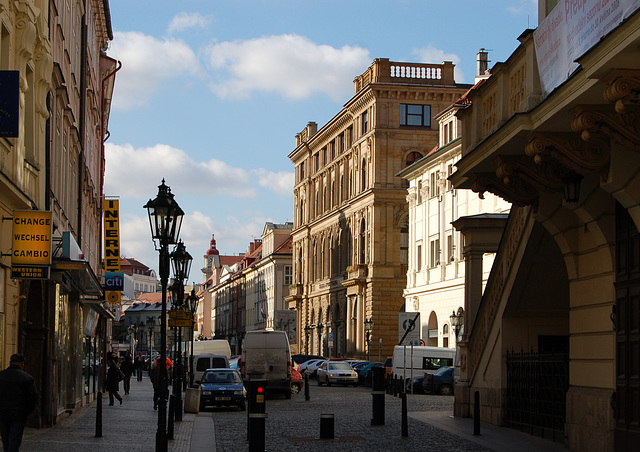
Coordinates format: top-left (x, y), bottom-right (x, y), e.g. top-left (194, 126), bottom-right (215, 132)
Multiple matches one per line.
top-left (304, 326), bottom-right (312, 354)
top-left (364, 318), bottom-right (373, 360)
top-left (170, 240), bottom-right (192, 422)
top-left (185, 288), bottom-right (198, 387)
top-left (144, 179), bottom-right (184, 452)
top-left (317, 322), bottom-right (324, 356)
top-left (450, 308), bottom-right (464, 342)
top-left (147, 316), bottom-right (156, 359)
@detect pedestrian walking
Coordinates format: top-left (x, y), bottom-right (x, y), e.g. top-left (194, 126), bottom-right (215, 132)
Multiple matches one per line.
top-left (0, 353), bottom-right (38, 452)
top-left (134, 352), bottom-right (145, 381)
top-left (120, 353), bottom-right (135, 395)
top-left (106, 359), bottom-right (124, 406)
top-left (150, 357), bottom-right (170, 410)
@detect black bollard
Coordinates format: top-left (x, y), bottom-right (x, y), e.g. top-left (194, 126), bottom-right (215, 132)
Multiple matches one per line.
top-left (167, 394), bottom-right (174, 440)
top-left (304, 374), bottom-right (310, 401)
top-left (401, 390), bottom-right (408, 437)
top-left (247, 379), bottom-right (267, 452)
top-left (95, 391), bottom-right (103, 437)
top-left (320, 414), bottom-right (334, 439)
top-left (371, 366), bottom-right (385, 426)
top-left (474, 390), bottom-right (481, 436)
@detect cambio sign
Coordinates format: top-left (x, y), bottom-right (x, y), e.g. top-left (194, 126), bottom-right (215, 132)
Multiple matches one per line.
top-left (11, 210), bottom-right (52, 279)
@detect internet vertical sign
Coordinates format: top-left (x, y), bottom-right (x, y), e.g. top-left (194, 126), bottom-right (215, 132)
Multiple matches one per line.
top-left (103, 198), bottom-right (122, 304)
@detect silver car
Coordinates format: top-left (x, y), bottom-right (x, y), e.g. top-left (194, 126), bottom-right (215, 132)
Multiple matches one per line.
top-left (317, 361), bottom-right (358, 386)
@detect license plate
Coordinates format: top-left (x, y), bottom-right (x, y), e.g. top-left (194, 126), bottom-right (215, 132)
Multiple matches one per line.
top-left (215, 396), bottom-right (231, 401)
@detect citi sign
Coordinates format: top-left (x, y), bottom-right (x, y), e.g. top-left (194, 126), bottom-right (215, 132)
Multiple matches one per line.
top-left (105, 272), bottom-right (124, 291)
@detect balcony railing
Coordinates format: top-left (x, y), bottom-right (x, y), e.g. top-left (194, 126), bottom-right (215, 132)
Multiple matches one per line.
top-left (353, 58), bottom-right (456, 93)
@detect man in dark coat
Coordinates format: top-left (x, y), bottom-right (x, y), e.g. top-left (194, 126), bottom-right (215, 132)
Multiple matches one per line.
top-left (0, 354), bottom-right (38, 452)
top-left (150, 357), bottom-right (170, 410)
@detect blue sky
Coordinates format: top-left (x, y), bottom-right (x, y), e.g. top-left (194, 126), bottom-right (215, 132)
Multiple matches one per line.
top-left (104, 0), bottom-right (538, 280)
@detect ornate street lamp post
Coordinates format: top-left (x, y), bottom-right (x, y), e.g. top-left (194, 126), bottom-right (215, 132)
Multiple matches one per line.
top-left (144, 179), bottom-right (184, 452)
top-left (364, 318), bottom-right (373, 361)
top-left (185, 288), bottom-right (198, 388)
top-left (450, 308), bottom-right (464, 343)
top-left (304, 326), bottom-right (311, 354)
top-left (170, 240), bottom-right (192, 422)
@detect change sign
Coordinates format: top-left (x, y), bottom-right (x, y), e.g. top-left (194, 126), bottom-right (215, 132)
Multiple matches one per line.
top-left (12, 210), bottom-right (52, 266)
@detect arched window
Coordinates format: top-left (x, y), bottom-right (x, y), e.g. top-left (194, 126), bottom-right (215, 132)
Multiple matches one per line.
top-left (405, 151), bottom-right (423, 167)
top-left (359, 219), bottom-right (366, 264)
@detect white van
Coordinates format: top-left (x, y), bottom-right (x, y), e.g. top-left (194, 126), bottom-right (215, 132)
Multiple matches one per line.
top-left (191, 339), bottom-right (231, 358)
top-left (193, 354), bottom-right (229, 384)
top-left (241, 330), bottom-right (292, 398)
top-left (392, 345), bottom-right (455, 380)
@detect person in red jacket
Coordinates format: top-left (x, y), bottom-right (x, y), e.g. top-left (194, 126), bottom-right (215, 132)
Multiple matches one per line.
top-left (0, 354), bottom-right (38, 452)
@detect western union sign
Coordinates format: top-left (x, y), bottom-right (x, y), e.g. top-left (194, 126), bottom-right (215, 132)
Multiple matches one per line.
top-left (103, 199), bottom-right (121, 304)
top-left (12, 210), bottom-right (52, 266)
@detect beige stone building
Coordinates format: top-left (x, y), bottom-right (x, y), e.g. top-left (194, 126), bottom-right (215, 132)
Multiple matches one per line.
top-left (0, 0), bottom-right (117, 426)
top-left (450, 2), bottom-right (640, 450)
top-left (287, 59), bottom-right (471, 359)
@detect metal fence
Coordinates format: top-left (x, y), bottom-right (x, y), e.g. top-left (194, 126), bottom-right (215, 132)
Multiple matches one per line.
top-left (506, 349), bottom-right (569, 442)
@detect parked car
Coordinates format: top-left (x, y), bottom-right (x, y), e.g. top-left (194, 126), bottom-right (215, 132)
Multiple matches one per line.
top-left (292, 354), bottom-right (325, 365)
top-left (291, 367), bottom-right (304, 394)
top-left (405, 375), bottom-right (425, 394)
top-left (355, 362), bottom-right (378, 384)
top-left (364, 363), bottom-right (385, 386)
top-left (317, 361), bottom-right (358, 386)
top-left (422, 366), bottom-right (454, 395)
top-left (301, 359), bottom-right (325, 378)
top-left (199, 368), bottom-right (246, 411)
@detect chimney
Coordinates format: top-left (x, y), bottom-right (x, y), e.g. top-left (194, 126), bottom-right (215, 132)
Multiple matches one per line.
top-left (475, 49), bottom-right (491, 83)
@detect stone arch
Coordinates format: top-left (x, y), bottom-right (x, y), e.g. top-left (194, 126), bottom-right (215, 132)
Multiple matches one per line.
top-left (427, 311), bottom-right (438, 347)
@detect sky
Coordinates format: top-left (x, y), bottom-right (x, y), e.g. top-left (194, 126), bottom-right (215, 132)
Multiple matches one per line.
top-left (104, 0), bottom-right (538, 282)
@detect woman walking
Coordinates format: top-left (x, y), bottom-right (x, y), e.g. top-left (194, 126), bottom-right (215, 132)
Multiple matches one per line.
top-left (106, 359), bottom-right (123, 406)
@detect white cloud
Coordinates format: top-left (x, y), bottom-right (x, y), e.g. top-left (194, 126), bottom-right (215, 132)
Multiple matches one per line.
top-left (411, 45), bottom-right (465, 83)
top-left (203, 34), bottom-right (371, 100)
top-left (252, 169), bottom-right (294, 196)
top-left (104, 142), bottom-right (257, 199)
top-left (167, 12), bottom-right (213, 34)
top-left (109, 31), bottom-right (201, 109)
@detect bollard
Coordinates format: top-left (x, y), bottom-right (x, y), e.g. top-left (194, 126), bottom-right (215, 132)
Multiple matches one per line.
top-left (167, 394), bottom-right (174, 440)
top-left (95, 391), bottom-right (103, 437)
top-left (247, 379), bottom-right (267, 452)
top-left (401, 390), bottom-right (408, 437)
top-left (474, 390), bottom-right (481, 436)
top-left (371, 366), bottom-right (385, 426)
top-left (320, 413), bottom-right (334, 439)
top-left (304, 374), bottom-right (310, 401)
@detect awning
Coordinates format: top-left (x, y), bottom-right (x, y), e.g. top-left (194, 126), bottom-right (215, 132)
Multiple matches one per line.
top-left (51, 259), bottom-right (104, 299)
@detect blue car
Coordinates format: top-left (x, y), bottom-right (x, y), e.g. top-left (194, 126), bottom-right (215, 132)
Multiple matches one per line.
top-left (422, 366), bottom-right (454, 395)
top-left (198, 369), bottom-right (246, 411)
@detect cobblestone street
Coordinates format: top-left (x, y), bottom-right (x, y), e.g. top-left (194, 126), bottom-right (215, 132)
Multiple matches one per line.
top-left (212, 384), bottom-right (489, 452)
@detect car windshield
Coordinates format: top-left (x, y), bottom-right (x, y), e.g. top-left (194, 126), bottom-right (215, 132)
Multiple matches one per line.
top-left (204, 371), bottom-right (241, 384)
top-left (328, 362), bottom-right (352, 371)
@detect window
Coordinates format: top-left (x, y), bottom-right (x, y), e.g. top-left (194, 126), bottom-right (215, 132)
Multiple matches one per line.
top-left (361, 110), bottom-right (369, 134)
top-left (361, 158), bottom-right (367, 191)
top-left (314, 154), bottom-right (319, 173)
top-left (405, 151), bottom-right (423, 167)
top-left (401, 217), bottom-right (409, 266)
top-left (330, 141), bottom-right (335, 161)
top-left (299, 162), bottom-right (305, 181)
top-left (430, 171), bottom-right (440, 198)
top-left (400, 104), bottom-right (431, 127)
top-left (447, 164), bottom-right (453, 191)
top-left (417, 244), bottom-right (422, 270)
top-left (430, 238), bottom-right (440, 268)
top-left (417, 180), bottom-right (423, 204)
top-left (447, 233), bottom-right (454, 263)
top-left (337, 133), bottom-right (344, 154)
top-left (322, 148), bottom-right (327, 165)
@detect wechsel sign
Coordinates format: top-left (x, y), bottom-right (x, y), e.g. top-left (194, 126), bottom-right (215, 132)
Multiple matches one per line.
top-left (103, 199), bottom-right (121, 304)
top-left (11, 210), bottom-right (52, 279)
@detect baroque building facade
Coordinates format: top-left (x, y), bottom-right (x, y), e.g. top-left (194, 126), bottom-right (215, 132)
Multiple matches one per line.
top-left (450, 2), bottom-right (640, 451)
top-left (398, 74), bottom-right (511, 349)
top-left (0, 0), bottom-right (117, 427)
top-left (287, 59), bottom-right (471, 359)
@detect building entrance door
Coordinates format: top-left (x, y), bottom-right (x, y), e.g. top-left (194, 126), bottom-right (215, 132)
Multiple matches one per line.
top-left (614, 202), bottom-right (640, 451)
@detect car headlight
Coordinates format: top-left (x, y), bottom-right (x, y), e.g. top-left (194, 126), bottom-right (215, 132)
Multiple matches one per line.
top-left (234, 390), bottom-right (244, 395)
top-left (202, 391), bottom-right (211, 395)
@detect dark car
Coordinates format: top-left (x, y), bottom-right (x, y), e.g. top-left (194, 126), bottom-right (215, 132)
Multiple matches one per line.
top-left (422, 366), bottom-right (454, 395)
top-left (199, 369), bottom-right (246, 411)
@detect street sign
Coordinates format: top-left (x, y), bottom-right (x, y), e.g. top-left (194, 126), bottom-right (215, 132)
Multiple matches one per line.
top-left (169, 310), bottom-right (192, 320)
top-left (169, 319), bottom-right (193, 327)
top-left (398, 312), bottom-right (420, 345)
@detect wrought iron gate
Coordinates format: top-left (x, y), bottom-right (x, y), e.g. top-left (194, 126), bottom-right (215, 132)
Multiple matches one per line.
top-left (506, 349), bottom-right (569, 442)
